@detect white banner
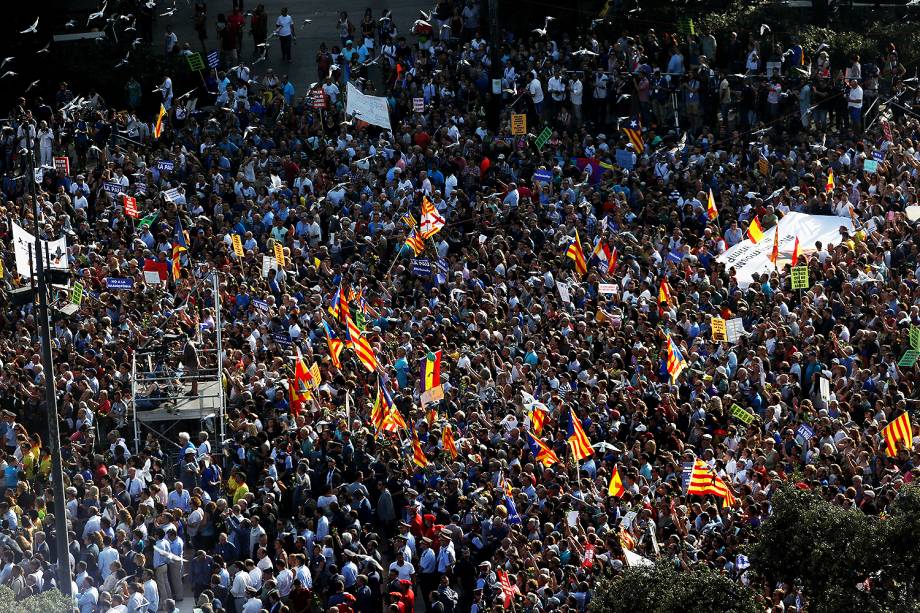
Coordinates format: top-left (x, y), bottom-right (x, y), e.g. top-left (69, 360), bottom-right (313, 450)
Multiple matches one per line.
top-left (345, 82), bottom-right (392, 132)
top-left (11, 221), bottom-right (69, 278)
top-left (717, 212), bottom-right (856, 288)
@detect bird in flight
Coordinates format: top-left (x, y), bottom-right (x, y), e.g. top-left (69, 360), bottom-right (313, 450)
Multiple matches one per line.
top-left (20, 17), bottom-right (40, 34)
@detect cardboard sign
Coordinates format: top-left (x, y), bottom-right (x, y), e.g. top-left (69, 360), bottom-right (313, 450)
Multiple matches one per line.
top-left (70, 282), bottom-right (84, 306)
top-left (534, 126), bottom-right (552, 149)
top-left (103, 181), bottom-right (126, 194)
top-left (232, 234), bottom-right (245, 258)
top-left (421, 384), bottom-right (444, 407)
top-left (261, 255), bottom-right (278, 278)
top-left (557, 281), bottom-right (570, 304)
top-left (309, 362), bottom-right (321, 389)
top-left (157, 160), bottom-right (175, 172)
top-left (730, 403), bottom-right (755, 425)
top-left (819, 377), bottom-right (830, 402)
top-left (533, 169), bottom-right (553, 184)
top-left (143, 270), bottom-right (162, 285)
top-left (53, 156), bottom-right (70, 176)
top-left (310, 89), bottom-right (327, 109)
top-left (105, 277), bottom-right (134, 290)
top-left (791, 266), bottom-right (809, 289)
top-left (411, 258), bottom-right (432, 277)
top-left (796, 423), bottom-right (815, 441)
top-left (123, 194), bottom-right (139, 218)
top-left (511, 113), bottom-right (527, 136)
top-left (162, 187), bottom-right (181, 202)
top-left (863, 159), bottom-right (878, 174)
top-left (711, 317), bottom-right (727, 342)
top-left (598, 283), bottom-right (617, 295)
top-left (910, 325), bottom-right (920, 351)
top-left (187, 52), bottom-right (205, 72)
top-left (273, 242), bottom-right (286, 268)
top-left (898, 349), bottom-right (919, 368)
top-left (725, 318), bottom-right (745, 343)
top-left (413, 97), bottom-right (425, 113)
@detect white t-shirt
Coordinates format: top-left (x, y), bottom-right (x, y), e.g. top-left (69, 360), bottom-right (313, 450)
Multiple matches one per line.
top-left (528, 78), bottom-right (544, 104)
top-left (275, 14), bottom-right (294, 36)
top-left (388, 560), bottom-right (415, 581)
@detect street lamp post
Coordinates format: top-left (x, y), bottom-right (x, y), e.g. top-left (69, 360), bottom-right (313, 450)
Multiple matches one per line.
top-left (24, 121), bottom-right (73, 598)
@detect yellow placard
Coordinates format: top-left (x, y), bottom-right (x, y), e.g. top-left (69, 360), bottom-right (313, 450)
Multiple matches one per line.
top-left (791, 266), bottom-right (809, 290)
top-left (309, 362), bottom-right (321, 389)
top-left (711, 317), bottom-right (727, 342)
top-left (232, 234), bottom-right (244, 258)
top-left (273, 242), bottom-right (286, 268)
top-left (511, 113), bottom-right (527, 136)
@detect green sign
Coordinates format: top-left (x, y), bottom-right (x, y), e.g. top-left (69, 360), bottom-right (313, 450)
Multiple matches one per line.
top-left (791, 266), bottom-right (809, 290)
top-left (910, 325), bottom-right (920, 351)
top-left (187, 52), bottom-right (205, 72)
top-left (730, 403), bottom-right (755, 425)
top-left (898, 350), bottom-right (919, 368)
top-left (71, 282), bottom-right (84, 306)
top-left (534, 126), bottom-right (552, 149)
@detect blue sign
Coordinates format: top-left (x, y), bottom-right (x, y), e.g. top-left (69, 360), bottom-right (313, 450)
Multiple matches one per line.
top-left (103, 181), bottom-right (126, 194)
top-left (615, 149), bottom-right (635, 170)
top-left (411, 258), bottom-right (432, 277)
top-left (533, 169), bottom-right (553, 185)
top-left (105, 277), bottom-right (134, 290)
top-left (272, 332), bottom-right (292, 346)
top-left (872, 151), bottom-right (884, 162)
top-left (252, 299), bottom-right (269, 311)
top-left (157, 160), bottom-right (175, 172)
top-left (134, 182), bottom-right (147, 195)
top-left (796, 423), bottom-right (815, 441)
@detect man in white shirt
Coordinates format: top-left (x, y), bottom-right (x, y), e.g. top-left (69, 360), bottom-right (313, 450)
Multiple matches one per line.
top-left (547, 70), bottom-right (566, 116)
top-left (570, 77), bottom-right (584, 126)
top-left (847, 80), bottom-right (863, 130)
top-left (230, 563), bottom-right (253, 612)
top-left (528, 74), bottom-right (544, 117)
top-left (275, 8), bottom-right (295, 63)
top-left (387, 550), bottom-right (415, 581)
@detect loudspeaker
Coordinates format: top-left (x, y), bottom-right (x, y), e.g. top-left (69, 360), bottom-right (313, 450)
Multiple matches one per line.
top-left (7, 287), bottom-right (35, 306)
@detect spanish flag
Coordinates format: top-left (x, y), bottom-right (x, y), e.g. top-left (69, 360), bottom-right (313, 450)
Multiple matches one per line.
top-left (686, 459), bottom-right (735, 507)
top-left (769, 224), bottom-right (780, 266)
top-left (706, 188), bottom-right (718, 220)
top-left (608, 465), bottom-right (625, 497)
top-left (322, 320), bottom-right (344, 369)
top-left (825, 169), bottom-right (835, 192)
top-left (566, 230), bottom-right (587, 276)
top-left (153, 104), bottom-right (167, 139)
top-left (411, 426), bottom-right (429, 468)
top-left (658, 278), bottom-right (674, 316)
top-left (882, 412), bottom-right (912, 456)
top-left (665, 334), bottom-right (687, 382)
top-left (289, 378), bottom-right (308, 417)
top-left (566, 407), bottom-right (594, 461)
top-left (171, 217), bottom-right (187, 281)
top-left (442, 424), bottom-right (458, 459)
top-left (526, 431), bottom-right (560, 467)
top-left (608, 246), bottom-right (618, 276)
top-left (791, 236), bottom-right (801, 266)
top-left (345, 313), bottom-right (378, 372)
top-left (748, 216), bottom-right (764, 243)
top-left (420, 350), bottom-right (442, 392)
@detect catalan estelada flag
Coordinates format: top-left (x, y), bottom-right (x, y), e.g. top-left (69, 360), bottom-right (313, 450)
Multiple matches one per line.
top-left (322, 320), bottom-right (344, 368)
top-left (566, 407), bottom-right (594, 461)
top-left (420, 350), bottom-right (441, 392)
top-left (526, 432), bottom-right (560, 467)
top-left (566, 229), bottom-right (587, 276)
top-left (293, 354), bottom-right (312, 395)
top-left (171, 217), bottom-right (187, 281)
top-left (328, 285), bottom-right (350, 322)
top-left (153, 104), bottom-right (166, 139)
top-left (707, 188), bottom-right (718, 220)
top-left (686, 459), bottom-right (735, 506)
top-left (608, 465), bottom-right (625, 497)
top-left (666, 334), bottom-right (687, 382)
top-left (402, 211), bottom-right (417, 229)
top-left (372, 377), bottom-right (396, 433)
top-left (530, 407), bottom-right (547, 437)
top-left (621, 116), bottom-right (644, 153)
top-left (411, 425), bottom-right (429, 468)
top-left (442, 424), bottom-right (458, 459)
top-left (748, 216), bottom-right (764, 243)
top-left (420, 196), bottom-right (445, 239)
top-left (825, 168), bottom-right (835, 192)
top-left (345, 313), bottom-right (378, 372)
top-left (405, 229), bottom-right (426, 255)
top-left (791, 236), bottom-right (801, 266)
top-left (882, 412), bottom-right (912, 456)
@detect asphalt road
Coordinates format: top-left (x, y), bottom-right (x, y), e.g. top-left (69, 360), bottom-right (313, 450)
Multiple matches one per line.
top-left (152, 0), bottom-right (434, 89)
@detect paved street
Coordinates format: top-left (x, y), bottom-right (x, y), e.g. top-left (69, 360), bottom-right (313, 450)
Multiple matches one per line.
top-left (152, 0), bottom-right (434, 89)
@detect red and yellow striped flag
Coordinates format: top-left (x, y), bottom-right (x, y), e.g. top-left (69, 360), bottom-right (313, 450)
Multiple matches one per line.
top-left (411, 426), bottom-right (429, 468)
top-left (566, 407), bottom-right (594, 461)
top-left (882, 412), bottom-right (912, 456)
top-left (153, 104), bottom-right (167, 139)
top-left (442, 424), bottom-right (458, 459)
top-left (748, 216), bottom-right (764, 243)
top-left (686, 459), bottom-right (736, 506)
top-left (345, 314), bottom-right (378, 372)
top-left (566, 230), bottom-right (587, 276)
top-left (608, 465), bottom-right (624, 497)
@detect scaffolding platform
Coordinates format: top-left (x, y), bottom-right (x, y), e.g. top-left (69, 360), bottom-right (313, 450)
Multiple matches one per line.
top-left (134, 380), bottom-right (223, 423)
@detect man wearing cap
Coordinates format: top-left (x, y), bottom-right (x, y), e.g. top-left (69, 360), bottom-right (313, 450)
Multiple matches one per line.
top-left (417, 536), bottom-right (437, 609)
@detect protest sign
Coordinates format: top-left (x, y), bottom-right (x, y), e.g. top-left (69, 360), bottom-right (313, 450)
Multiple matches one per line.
top-left (711, 317), bottom-right (727, 342)
top-left (105, 277), bottom-right (134, 290)
top-left (730, 403), bottom-right (755, 424)
top-left (511, 113), bottom-right (527, 135)
top-left (791, 266), bottom-right (809, 289)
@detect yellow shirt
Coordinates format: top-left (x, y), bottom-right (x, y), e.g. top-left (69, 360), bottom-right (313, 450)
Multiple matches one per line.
top-left (232, 482), bottom-right (250, 505)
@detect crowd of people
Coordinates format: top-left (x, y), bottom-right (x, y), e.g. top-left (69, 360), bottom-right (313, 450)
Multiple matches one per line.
top-left (0, 1), bottom-right (919, 612)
